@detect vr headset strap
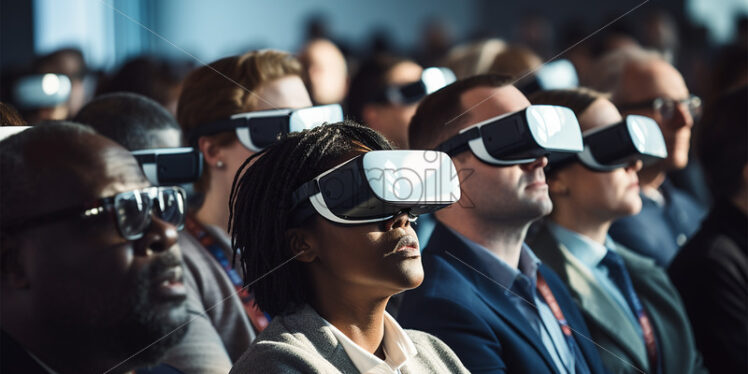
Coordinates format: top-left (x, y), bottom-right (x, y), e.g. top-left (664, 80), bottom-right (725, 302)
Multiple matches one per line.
top-left (435, 127), bottom-right (481, 156)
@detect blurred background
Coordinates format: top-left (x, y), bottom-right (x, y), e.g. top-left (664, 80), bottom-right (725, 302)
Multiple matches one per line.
top-left (1, 0), bottom-right (746, 120)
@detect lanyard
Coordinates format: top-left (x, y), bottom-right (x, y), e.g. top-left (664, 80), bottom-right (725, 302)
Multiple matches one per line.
top-left (535, 274), bottom-right (577, 349)
top-left (185, 215), bottom-right (269, 332)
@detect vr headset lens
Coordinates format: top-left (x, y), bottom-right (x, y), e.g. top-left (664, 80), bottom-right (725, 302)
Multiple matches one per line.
top-left (526, 105), bottom-right (584, 153)
top-left (577, 115), bottom-right (667, 171)
top-left (294, 150), bottom-right (460, 225)
top-left (115, 187), bottom-right (186, 240)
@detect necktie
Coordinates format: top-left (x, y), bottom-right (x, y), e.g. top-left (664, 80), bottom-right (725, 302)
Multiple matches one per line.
top-left (600, 250), bottom-right (659, 373)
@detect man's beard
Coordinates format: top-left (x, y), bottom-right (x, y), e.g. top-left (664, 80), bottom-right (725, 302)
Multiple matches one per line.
top-left (109, 252), bottom-right (190, 368)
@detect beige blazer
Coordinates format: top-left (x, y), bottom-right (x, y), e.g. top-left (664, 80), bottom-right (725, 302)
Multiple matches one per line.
top-left (229, 305), bottom-right (470, 374)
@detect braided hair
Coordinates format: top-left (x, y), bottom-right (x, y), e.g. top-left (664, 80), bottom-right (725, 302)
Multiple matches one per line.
top-left (229, 121), bottom-right (392, 316)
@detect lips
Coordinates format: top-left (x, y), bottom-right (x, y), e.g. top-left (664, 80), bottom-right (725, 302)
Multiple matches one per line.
top-left (393, 235), bottom-right (420, 257)
top-left (152, 266), bottom-right (186, 299)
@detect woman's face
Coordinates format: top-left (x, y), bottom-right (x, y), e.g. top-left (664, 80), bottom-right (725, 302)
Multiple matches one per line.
top-left (220, 76), bottom-right (313, 191)
top-left (306, 211), bottom-right (424, 298)
top-left (553, 99), bottom-right (643, 222)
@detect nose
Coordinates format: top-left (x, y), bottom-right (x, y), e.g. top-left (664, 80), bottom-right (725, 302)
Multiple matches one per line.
top-left (388, 211), bottom-right (412, 231)
top-left (136, 215), bottom-right (179, 256)
top-left (670, 102), bottom-right (693, 129)
top-left (626, 160), bottom-right (643, 173)
top-left (519, 156), bottom-right (548, 171)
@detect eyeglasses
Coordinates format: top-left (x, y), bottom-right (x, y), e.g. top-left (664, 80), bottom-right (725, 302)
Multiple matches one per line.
top-left (617, 95), bottom-right (702, 121)
top-left (4, 186), bottom-right (186, 240)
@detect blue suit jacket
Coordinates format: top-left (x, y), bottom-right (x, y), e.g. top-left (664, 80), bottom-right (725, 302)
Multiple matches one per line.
top-left (397, 222), bottom-right (609, 374)
top-left (609, 179), bottom-right (706, 267)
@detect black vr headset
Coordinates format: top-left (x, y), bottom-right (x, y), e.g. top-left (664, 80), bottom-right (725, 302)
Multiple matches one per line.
top-left (188, 104), bottom-right (343, 152)
top-left (436, 105), bottom-right (584, 165)
top-left (132, 147), bottom-right (203, 185)
top-left (290, 150), bottom-right (461, 226)
top-left (375, 67), bottom-right (457, 105)
top-left (548, 115), bottom-right (667, 173)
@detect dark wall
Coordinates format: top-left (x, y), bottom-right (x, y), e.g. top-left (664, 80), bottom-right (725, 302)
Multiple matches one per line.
top-left (1, 0), bottom-right (35, 70)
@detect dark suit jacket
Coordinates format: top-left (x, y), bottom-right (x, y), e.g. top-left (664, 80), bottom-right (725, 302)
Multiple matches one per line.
top-left (669, 200), bottom-right (747, 374)
top-left (609, 179), bottom-right (706, 267)
top-left (1, 330), bottom-right (50, 374)
top-left (529, 224), bottom-right (707, 374)
top-left (397, 222), bottom-right (609, 374)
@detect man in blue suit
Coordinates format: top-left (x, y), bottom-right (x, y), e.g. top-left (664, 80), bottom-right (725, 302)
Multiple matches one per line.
top-left (397, 74), bottom-right (609, 374)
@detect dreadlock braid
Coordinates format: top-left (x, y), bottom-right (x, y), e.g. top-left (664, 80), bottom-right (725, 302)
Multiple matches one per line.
top-left (228, 120), bottom-right (392, 316)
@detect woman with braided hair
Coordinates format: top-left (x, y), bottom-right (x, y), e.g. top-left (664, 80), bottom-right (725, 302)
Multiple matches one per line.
top-left (228, 121), bottom-right (468, 374)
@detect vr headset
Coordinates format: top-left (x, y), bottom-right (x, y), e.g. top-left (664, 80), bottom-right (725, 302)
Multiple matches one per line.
top-left (376, 67), bottom-right (457, 105)
top-left (519, 59), bottom-right (579, 96)
top-left (13, 74), bottom-right (72, 109)
top-left (290, 150), bottom-right (460, 225)
top-left (132, 147), bottom-right (203, 185)
top-left (436, 105), bottom-right (584, 165)
top-left (188, 104), bottom-right (343, 152)
top-left (0, 126), bottom-right (30, 141)
top-left (548, 115), bottom-right (667, 173)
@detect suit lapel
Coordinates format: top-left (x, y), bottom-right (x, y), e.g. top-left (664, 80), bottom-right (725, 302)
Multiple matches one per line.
top-left (428, 223), bottom-right (560, 372)
top-left (530, 225), bottom-right (649, 370)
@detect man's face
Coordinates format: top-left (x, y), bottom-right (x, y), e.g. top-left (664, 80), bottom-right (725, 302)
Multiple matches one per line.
top-left (450, 85), bottom-right (553, 225)
top-left (23, 138), bottom-right (188, 365)
top-left (363, 61), bottom-right (423, 148)
top-left (617, 60), bottom-right (693, 171)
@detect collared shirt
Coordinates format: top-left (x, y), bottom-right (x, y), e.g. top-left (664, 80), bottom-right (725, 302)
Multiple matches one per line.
top-left (447, 227), bottom-right (577, 374)
top-left (546, 222), bottom-right (644, 340)
top-left (325, 311), bottom-right (418, 374)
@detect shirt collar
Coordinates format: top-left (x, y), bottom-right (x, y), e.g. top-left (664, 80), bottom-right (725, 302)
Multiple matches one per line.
top-left (446, 226), bottom-right (542, 288)
top-left (546, 221), bottom-right (616, 268)
top-left (325, 312), bottom-right (417, 374)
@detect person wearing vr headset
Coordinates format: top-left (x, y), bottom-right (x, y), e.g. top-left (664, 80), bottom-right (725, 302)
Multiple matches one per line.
top-left (227, 122), bottom-right (468, 373)
top-left (603, 49), bottom-right (706, 267)
top-left (397, 74), bottom-right (608, 374)
top-left (176, 50), bottom-right (345, 369)
top-left (0, 123), bottom-right (189, 373)
top-left (527, 88), bottom-right (706, 374)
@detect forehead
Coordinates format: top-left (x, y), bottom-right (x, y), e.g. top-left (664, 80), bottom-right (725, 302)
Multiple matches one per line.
top-left (386, 61), bottom-right (423, 85)
top-left (254, 76), bottom-right (313, 110)
top-left (578, 99), bottom-right (622, 132)
top-left (621, 60), bottom-right (689, 102)
top-left (459, 85), bottom-right (530, 128)
top-left (96, 145), bottom-right (150, 197)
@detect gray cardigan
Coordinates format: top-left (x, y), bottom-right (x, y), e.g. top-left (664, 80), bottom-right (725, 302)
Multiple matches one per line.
top-left (229, 305), bottom-right (470, 374)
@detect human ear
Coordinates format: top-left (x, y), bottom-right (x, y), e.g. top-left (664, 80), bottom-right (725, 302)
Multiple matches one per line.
top-left (548, 174), bottom-right (570, 196)
top-left (198, 136), bottom-right (225, 169)
top-left (285, 228), bottom-right (318, 263)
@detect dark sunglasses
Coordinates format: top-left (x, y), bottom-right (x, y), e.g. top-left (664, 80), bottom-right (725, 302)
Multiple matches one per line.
top-left (4, 186), bottom-right (186, 240)
top-left (617, 95), bottom-right (702, 121)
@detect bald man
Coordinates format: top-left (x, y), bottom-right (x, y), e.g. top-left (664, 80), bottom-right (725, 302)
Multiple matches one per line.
top-left (0, 123), bottom-right (189, 373)
top-left (606, 50), bottom-right (706, 267)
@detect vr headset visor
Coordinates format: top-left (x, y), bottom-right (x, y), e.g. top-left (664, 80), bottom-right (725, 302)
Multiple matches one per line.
top-left (188, 104), bottom-right (343, 152)
top-left (132, 147), bottom-right (203, 185)
top-left (437, 105), bottom-right (583, 165)
top-left (290, 150), bottom-right (460, 225)
top-left (378, 67), bottom-right (457, 105)
top-left (559, 115), bottom-right (667, 172)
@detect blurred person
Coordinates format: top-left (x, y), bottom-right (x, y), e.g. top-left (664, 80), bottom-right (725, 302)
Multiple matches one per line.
top-left (0, 102), bottom-right (27, 126)
top-left (515, 12), bottom-right (554, 59)
top-left (176, 49), bottom-right (313, 359)
top-left (639, 9), bottom-right (680, 64)
top-left (33, 48), bottom-right (88, 117)
top-left (529, 88), bottom-right (706, 374)
top-left (74, 92), bottom-right (182, 150)
top-left (298, 38), bottom-right (348, 105)
top-left (96, 56), bottom-right (191, 116)
top-left (75, 92), bottom-right (254, 373)
top-left (443, 38), bottom-right (507, 79)
top-left (6, 72), bottom-right (72, 123)
top-left (346, 54), bottom-right (423, 149)
top-left (488, 44), bottom-right (542, 83)
top-left (418, 19), bottom-right (452, 67)
top-left (669, 86), bottom-right (748, 374)
top-left (228, 122), bottom-right (469, 374)
top-left (398, 75), bottom-right (608, 374)
top-left (603, 48), bottom-right (706, 267)
top-left (0, 122), bottom-right (188, 373)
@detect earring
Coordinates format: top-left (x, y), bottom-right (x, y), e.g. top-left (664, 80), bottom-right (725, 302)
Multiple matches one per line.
top-left (216, 160), bottom-right (225, 168)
